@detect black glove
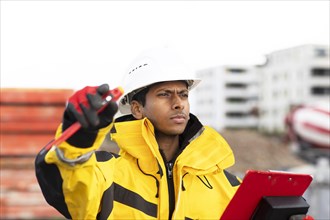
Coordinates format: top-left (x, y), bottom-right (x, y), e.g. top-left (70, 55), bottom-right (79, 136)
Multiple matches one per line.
top-left (62, 84), bottom-right (118, 148)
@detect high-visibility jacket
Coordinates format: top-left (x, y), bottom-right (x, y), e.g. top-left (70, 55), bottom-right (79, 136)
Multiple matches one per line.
top-left (35, 114), bottom-right (240, 220)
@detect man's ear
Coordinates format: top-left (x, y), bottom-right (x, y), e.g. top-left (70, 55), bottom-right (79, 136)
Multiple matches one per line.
top-left (130, 100), bottom-right (144, 119)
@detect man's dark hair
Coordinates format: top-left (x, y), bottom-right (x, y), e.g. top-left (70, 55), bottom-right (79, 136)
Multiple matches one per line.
top-left (131, 87), bottom-right (150, 106)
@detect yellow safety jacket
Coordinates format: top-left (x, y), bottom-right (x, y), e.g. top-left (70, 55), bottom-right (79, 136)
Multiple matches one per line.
top-left (35, 114), bottom-right (240, 220)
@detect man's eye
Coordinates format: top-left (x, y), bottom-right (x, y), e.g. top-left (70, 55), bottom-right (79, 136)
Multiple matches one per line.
top-left (181, 93), bottom-right (189, 98)
top-left (158, 93), bottom-right (169, 96)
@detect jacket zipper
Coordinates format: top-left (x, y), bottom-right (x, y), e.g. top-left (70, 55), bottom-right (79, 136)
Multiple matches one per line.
top-left (166, 162), bottom-right (175, 219)
top-left (167, 162), bottom-right (173, 179)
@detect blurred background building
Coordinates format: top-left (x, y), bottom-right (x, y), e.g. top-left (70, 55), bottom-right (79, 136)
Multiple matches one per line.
top-left (258, 44), bottom-right (330, 134)
top-left (193, 44), bottom-right (330, 135)
top-left (194, 65), bottom-right (259, 131)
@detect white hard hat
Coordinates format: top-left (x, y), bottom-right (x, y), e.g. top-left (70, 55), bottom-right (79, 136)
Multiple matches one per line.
top-left (118, 47), bottom-right (201, 115)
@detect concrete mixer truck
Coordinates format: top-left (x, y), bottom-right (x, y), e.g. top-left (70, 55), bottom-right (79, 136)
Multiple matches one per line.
top-left (285, 101), bottom-right (330, 162)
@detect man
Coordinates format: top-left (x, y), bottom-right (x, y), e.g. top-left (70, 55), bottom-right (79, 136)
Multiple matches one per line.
top-left (35, 48), bottom-right (240, 219)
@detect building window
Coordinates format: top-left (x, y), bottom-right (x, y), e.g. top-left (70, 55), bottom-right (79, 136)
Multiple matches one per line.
top-left (311, 68), bottom-right (330, 77)
top-left (272, 91), bottom-right (278, 98)
top-left (226, 98), bottom-right (247, 103)
top-left (272, 74), bottom-right (278, 81)
top-left (314, 48), bottom-right (328, 57)
top-left (225, 83), bottom-right (247, 88)
top-left (226, 112), bottom-right (246, 118)
top-left (226, 68), bottom-right (246, 73)
top-left (311, 86), bottom-right (330, 95)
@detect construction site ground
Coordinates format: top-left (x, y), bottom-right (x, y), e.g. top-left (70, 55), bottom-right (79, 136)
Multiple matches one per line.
top-left (220, 129), bottom-right (308, 176)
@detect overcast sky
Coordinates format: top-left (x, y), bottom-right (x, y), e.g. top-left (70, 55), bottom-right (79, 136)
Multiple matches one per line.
top-left (1, 1), bottom-right (329, 90)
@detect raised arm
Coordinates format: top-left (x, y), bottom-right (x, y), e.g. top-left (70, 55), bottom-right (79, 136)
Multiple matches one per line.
top-left (35, 84), bottom-right (119, 219)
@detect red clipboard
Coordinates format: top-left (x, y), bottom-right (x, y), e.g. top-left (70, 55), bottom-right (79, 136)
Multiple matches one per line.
top-left (220, 170), bottom-right (313, 220)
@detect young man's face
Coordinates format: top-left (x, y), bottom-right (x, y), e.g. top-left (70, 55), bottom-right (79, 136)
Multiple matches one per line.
top-left (141, 81), bottom-right (190, 136)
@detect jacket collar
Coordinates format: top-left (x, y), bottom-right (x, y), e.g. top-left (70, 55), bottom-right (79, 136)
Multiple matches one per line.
top-left (176, 126), bottom-right (235, 175)
top-left (111, 114), bottom-right (234, 174)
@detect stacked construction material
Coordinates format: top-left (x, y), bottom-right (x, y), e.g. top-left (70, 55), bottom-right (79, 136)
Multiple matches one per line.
top-left (0, 88), bottom-right (73, 219)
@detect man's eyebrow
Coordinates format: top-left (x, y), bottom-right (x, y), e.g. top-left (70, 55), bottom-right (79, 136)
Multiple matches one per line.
top-left (177, 89), bottom-right (189, 93)
top-left (158, 88), bottom-right (189, 93)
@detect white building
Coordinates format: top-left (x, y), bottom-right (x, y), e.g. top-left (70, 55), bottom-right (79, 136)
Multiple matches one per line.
top-left (193, 66), bottom-right (259, 131)
top-left (258, 44), bottom-right (330, 133)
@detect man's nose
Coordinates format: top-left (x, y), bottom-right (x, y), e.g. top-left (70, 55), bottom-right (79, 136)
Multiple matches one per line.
top-left (172, 94), bottom-right (184, 110)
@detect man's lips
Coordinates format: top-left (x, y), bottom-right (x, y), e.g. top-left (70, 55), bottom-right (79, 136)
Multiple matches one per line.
top-left (170, 114), bottom-right (187, 123)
